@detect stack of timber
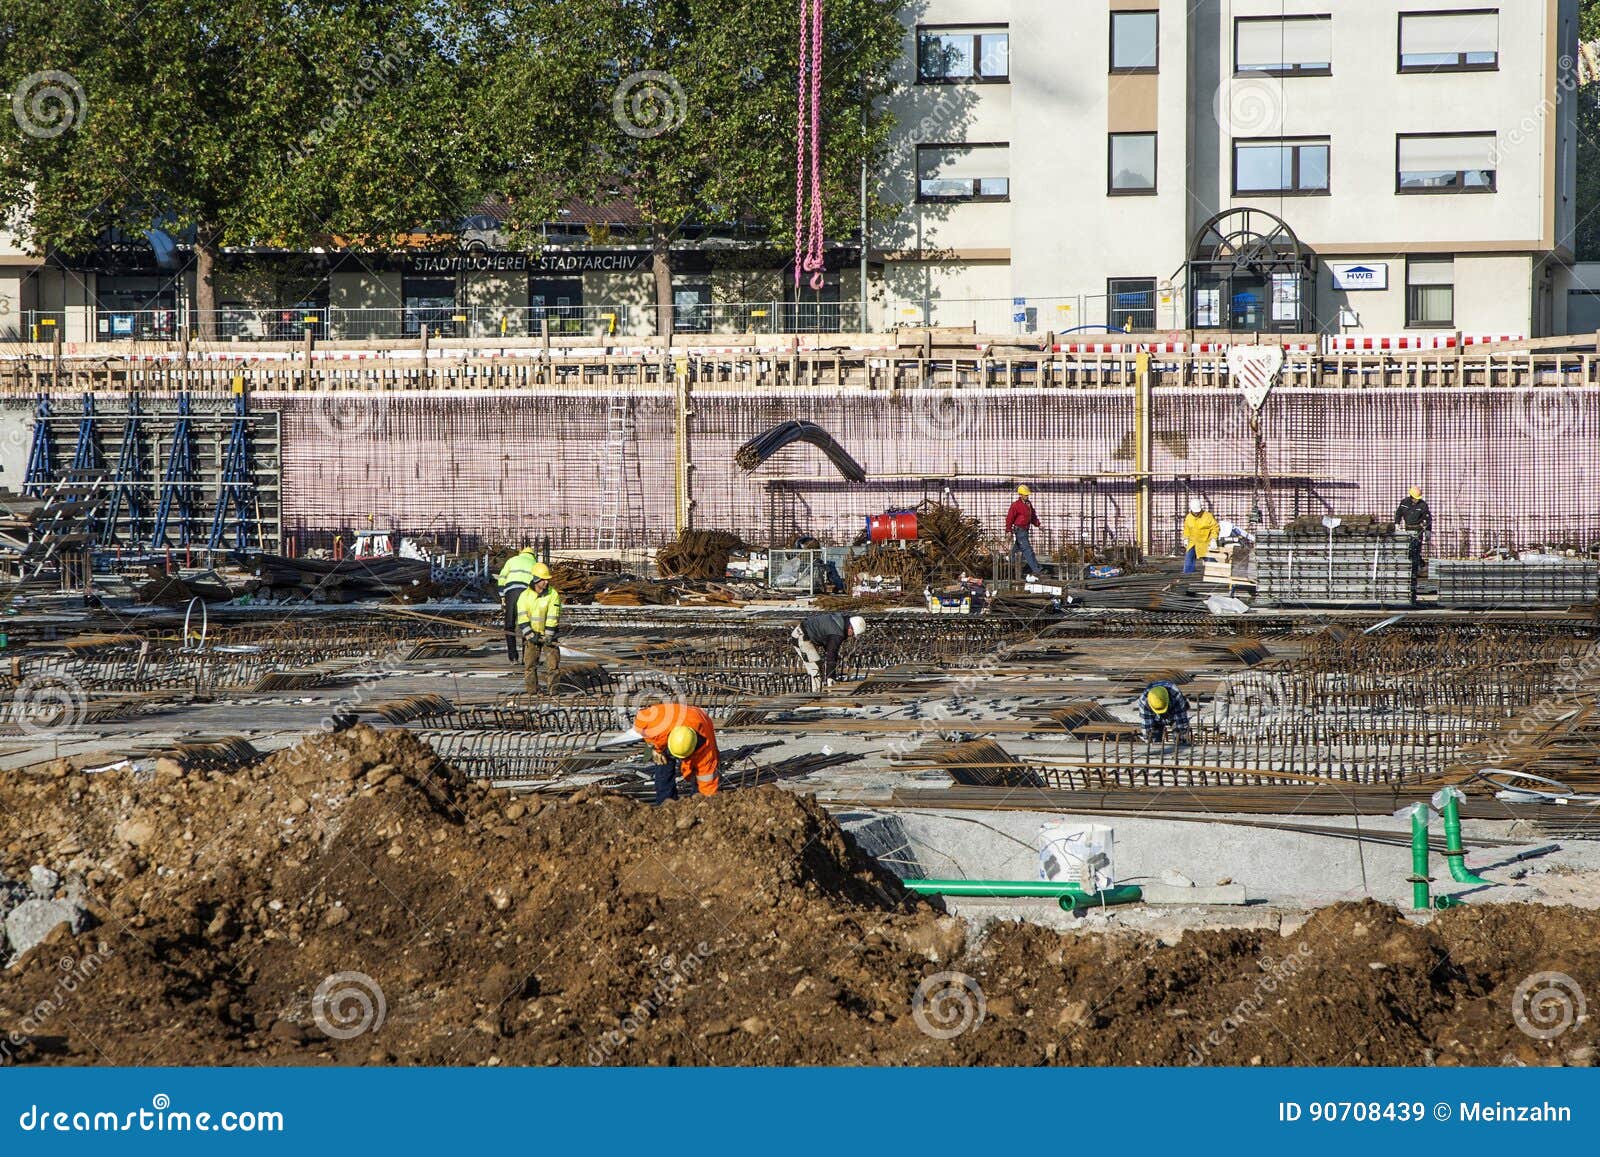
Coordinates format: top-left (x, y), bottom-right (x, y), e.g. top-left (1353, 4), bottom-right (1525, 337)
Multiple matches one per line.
top-left (248, 554), bottom-right (437, 602)
top-left (1253, 527), bottom-right (1415, 607)
top-left (1431, 558), bottom-right (1600, 608)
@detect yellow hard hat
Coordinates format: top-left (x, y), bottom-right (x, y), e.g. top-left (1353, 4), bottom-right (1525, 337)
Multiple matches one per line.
top-left (1146, 685), bottom-right (1171, 714)
top-left (520, 546), bottom-right (536, 555)
top-left (1017, 485), bottom-right (1031, 497)
top-left (667, 725), bottom-right (700, 759)
top-left (531, 561), bottom-right (553, 581)
top-left (1409, 486), bottom-right (1422, 500)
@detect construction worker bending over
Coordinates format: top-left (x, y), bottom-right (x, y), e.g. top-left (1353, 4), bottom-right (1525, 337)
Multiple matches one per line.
top-left (1005, 485), bottom-right (1043, 580)
top-left (496, 546), bottom-right (539, 662)
top-left (515, 562), bottom-right (562, 695)
top-left (1140, 680), bottom-right (1192, 746)
top-left (1182, 499), bottom-right (1219, 575)
top-left (625, 703), bottom-right (720, 804)
top-left (793, 613), bottom-right (868, 691)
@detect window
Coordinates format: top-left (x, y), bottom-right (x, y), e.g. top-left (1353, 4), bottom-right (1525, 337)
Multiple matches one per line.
top-left (1108, 133), bottom-right (1157, 194)
top-left (530, 277), bottom-right (583, 335)
top-left (1233, 139), bottom-right (1330, 194)
top-left (918, 26), bottom-right (1009, 82)
top-left (1397, 133), bottom-right (1496, 192)
top-left (1399, 10), bottom-right (1498, 71)
top-left (1235, 15), bottom-right (1333, 75)
top-left (917, 144), bottom-right (1010, 201)
top-left (673, 281), bottom-right (712, 333)
top-left (402, 277), bottom-right (456, 336)
top-left (1108, 278), bottom-right (1157, 332)
top-left (1406, 258), bottom-right (1454, 327)
top-left (1110, 11), bottom-right (1158, 73)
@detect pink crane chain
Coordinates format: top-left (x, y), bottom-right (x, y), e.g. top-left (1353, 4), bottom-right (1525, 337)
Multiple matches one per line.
top-left (795, 0), bottom-right (826, 292)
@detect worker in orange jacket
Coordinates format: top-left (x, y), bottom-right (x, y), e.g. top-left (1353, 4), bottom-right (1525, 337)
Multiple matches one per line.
top-left (619, 703), bottom-right (720, 804)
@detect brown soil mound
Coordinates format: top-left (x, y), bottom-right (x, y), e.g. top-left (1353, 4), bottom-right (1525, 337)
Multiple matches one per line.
top-left (2, 726), bottom-right (1597, 1067)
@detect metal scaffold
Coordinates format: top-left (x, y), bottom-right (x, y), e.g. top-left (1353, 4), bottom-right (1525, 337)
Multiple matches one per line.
top-left (11, 391), bottom-right (282, 555)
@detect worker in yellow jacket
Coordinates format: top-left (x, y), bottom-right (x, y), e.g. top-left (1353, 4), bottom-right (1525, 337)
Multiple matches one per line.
top-left (515, 563), bottom-right (562, 695)
top-left (1182, 498), bottom-right (1219, 575)
top-left (495, 547), bottom-right (539, 663)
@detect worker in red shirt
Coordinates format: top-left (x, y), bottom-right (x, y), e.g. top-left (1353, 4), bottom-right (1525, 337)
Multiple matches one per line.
top-left (1005, 485), bottom-right (1043, 580)
top-left (616, 702), bottom-right (720, 804)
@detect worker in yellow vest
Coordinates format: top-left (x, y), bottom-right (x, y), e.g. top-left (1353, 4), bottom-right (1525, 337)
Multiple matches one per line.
top-left (515, 563), bottom-right (562, 695)
top-left (495, 547), bottom-right (539, 663)
top-left (1182, 499), bottom-right (1219, 575)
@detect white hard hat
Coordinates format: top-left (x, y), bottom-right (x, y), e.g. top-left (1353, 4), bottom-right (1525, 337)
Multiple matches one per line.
top-left (1189, 498), bottom-right (1203, 514)
top-left (848, 615), bottom-right (868, 636)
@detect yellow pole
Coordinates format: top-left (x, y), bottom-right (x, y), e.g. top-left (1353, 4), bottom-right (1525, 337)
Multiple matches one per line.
top-left (1134, 351), bottom-right (1152, 558)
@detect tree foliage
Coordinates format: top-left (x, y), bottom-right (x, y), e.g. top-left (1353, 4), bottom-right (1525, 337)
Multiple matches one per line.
top-left (1577, 0), bottom-right (1600, 258)
top-left (0, 0), bottom-right (906, 327)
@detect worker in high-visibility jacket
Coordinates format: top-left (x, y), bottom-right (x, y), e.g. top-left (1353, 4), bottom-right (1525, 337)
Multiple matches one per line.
top-left (625, 702), bottom-right (720, 804)
top-left (1181, 499), bottom-right (1219, 575)
top-left (496, 547), bottom-right (539, 663)
top-left (515, 562), bottom-right (562, 695)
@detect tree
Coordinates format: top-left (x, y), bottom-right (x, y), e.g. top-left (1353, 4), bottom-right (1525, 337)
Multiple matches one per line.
top-left (0, 0), bottom-right (497, 336)
top-left (1578, 1), bottom-right (1600, 259)
top-left (486, 0), bottom-right (905, 331)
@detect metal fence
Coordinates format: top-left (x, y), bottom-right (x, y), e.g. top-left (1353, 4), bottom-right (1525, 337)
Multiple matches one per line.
top-left (14, 293), bottom-right (1193, 344)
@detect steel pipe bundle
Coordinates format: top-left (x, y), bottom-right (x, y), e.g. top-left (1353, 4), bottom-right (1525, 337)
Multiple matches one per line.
top-left (1431, 558), bottom-right (1599, 608)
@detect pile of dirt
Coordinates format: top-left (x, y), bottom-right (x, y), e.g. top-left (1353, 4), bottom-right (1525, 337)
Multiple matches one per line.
top-left (1, 727), bottom-right (1597, 1067)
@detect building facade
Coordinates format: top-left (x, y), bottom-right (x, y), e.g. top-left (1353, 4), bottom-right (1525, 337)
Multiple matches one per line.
top-left (0, 0), bottom-right (1581, 342)
top-left (884, 0), bottom-right (1580, 336)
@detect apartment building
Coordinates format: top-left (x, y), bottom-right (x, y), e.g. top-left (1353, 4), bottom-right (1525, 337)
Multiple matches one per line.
top-left (883, 0), bottom-right (1580, 335)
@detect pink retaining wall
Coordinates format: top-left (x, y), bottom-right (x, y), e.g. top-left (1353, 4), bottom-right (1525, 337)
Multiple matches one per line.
top-left (268, 386), bottom-right (1600, 556)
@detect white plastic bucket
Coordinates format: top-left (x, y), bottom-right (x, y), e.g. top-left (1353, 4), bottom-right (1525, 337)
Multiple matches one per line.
top-left (1038, 823), bottom-right (1115, 890)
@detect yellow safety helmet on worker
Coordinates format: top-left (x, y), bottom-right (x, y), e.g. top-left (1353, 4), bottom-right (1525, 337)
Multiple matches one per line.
top-left (667, 725), bottom-right (701, 759)
top-left (1016, 485), bottom-right (1031, 497)
top-left (1146, 685), bottom-right (1171, 715)
top-left (531, 561), bottom-right (553, 582)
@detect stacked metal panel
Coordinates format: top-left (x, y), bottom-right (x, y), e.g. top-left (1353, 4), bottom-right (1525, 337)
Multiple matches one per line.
top-left (1253, 529), bottom-right (1416, 607)
top-left (1431, 559), bottom-right (1600, 608)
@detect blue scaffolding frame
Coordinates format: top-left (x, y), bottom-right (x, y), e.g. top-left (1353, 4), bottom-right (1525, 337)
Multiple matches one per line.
top-left (152, 393), bottom-right (196, 548)
top-left (208, 390), bottom-right (256, 552)
top-left (102, 394), bottom-right (149, 546)
top-left (23, 395), bottom-right (53, 497)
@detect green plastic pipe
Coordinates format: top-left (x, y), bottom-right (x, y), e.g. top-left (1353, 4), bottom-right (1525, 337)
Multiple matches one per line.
top-left (903, 879), bottom-right (1092, 898)
top-left (1431, 787), bottom-right (1491, 885)
top-left (1406, 803), bottom-right (1432, 911)
top-left (1058, 885), bottom-right (1144, 912)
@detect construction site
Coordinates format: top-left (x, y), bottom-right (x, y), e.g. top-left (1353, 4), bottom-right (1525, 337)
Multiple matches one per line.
top-left (0, 326), bottom-right (1596, 1069)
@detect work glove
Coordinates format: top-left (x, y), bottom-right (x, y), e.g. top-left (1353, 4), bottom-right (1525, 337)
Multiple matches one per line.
top-left (545, 630), bottom-right (559, 644)
top-left (520, 629), bottom-right (535, 642)
top-left (1139, 730), bottom-right (1154, 745)
top-left (651, 749), bottom-right (668, 765)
